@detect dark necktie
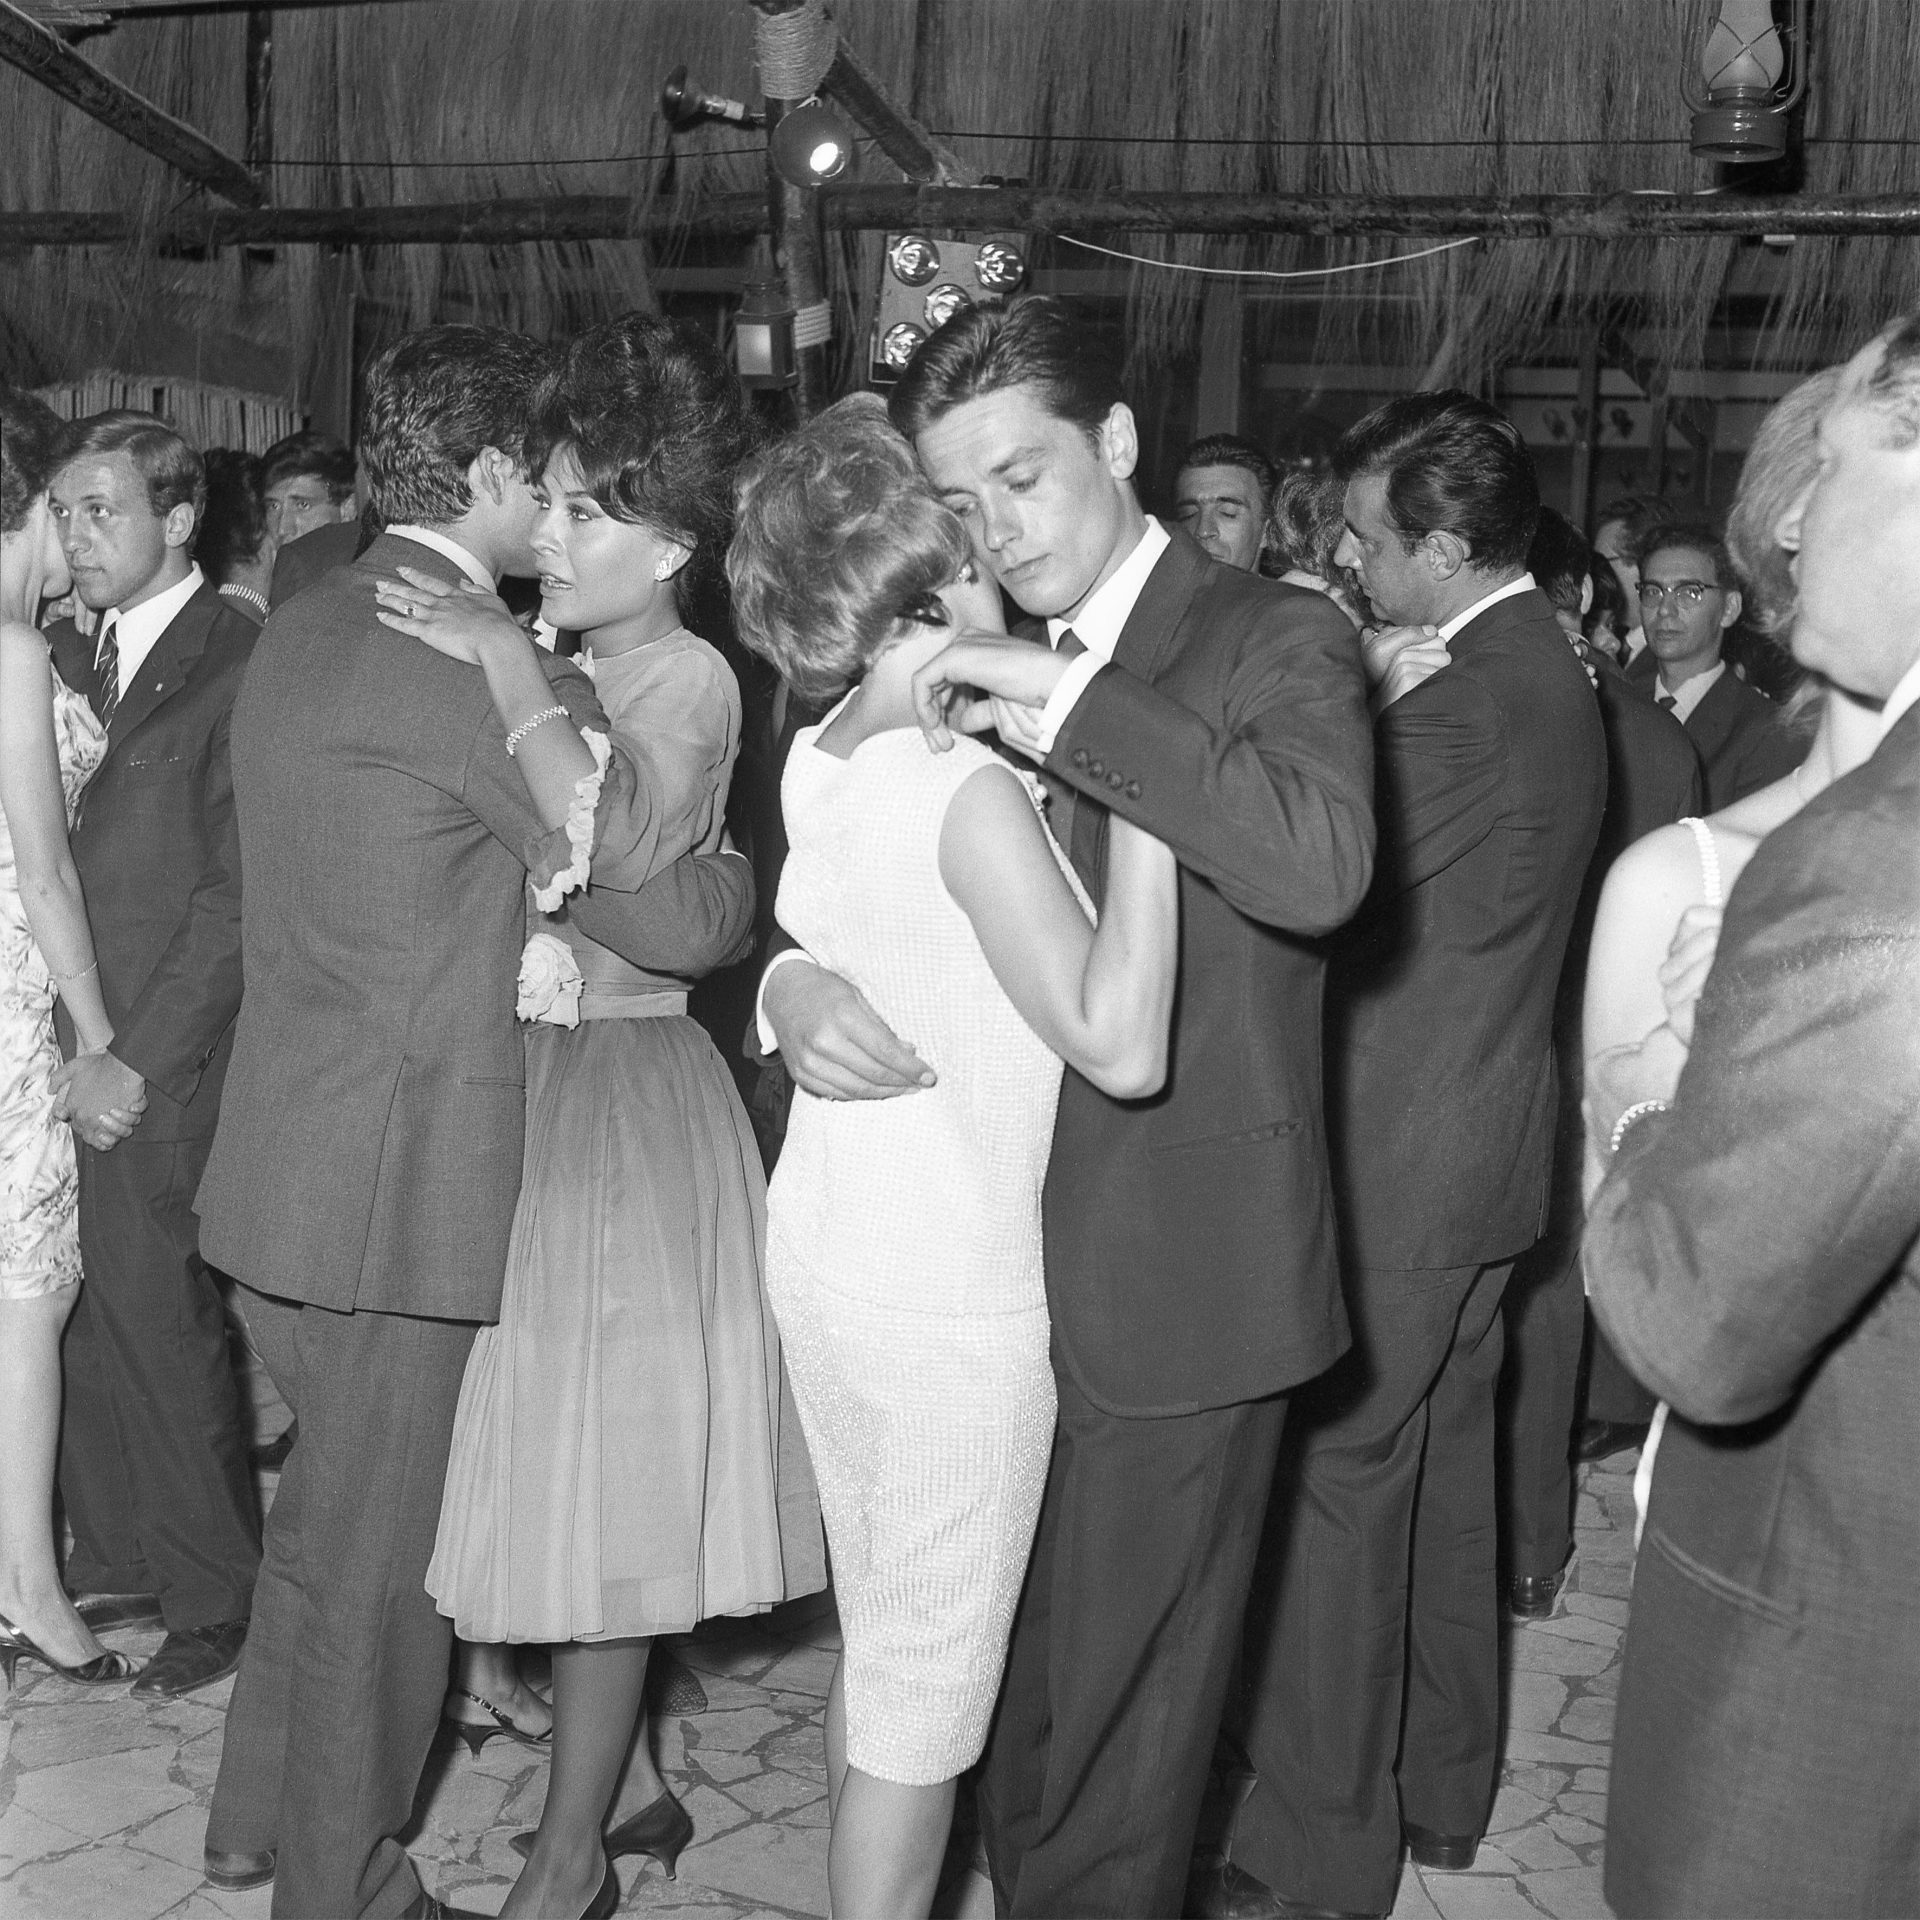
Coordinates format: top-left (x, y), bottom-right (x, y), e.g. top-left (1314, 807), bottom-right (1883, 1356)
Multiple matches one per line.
top-left (1657, 691), bottom-right (1677, 713)
top-left (1055, 627), bottom-right (1087, 660)
top-left (94, 615), bottom-right (121, 731)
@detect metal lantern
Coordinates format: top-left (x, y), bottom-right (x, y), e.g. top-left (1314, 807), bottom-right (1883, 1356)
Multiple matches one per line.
top-left (1684, 0), bottom-right (1807, 164)
top-left (735, 282), bottom-right (797, 390)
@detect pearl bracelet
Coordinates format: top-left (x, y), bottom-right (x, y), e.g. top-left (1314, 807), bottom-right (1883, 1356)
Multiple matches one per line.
top-left (505, 704), bottom-right (568, 757)
top-left (1608, 1098), bottom-right (1670, 1155)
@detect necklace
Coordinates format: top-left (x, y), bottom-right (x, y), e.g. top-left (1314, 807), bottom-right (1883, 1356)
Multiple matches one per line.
top-left (220, 583), bottom-right (269, 617)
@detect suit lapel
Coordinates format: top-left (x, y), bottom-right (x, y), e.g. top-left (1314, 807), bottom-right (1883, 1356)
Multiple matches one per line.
top-left (1681, 670), bottom-right (1737, 756)
top-left (106, 587), bottom-right (219, 752)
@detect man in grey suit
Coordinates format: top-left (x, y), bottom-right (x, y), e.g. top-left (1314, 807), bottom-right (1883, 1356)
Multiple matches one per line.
top-left (195, 328), bottom-right (755, 1920)
top-left (1585, 312), bottom-right (1920, 1920)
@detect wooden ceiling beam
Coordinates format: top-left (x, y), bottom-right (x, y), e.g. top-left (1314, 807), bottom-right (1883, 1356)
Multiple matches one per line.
top-left (15, 1), bottom-right (420, 20)
top-left (6, 188), bottom-right (1920, 251)
top-left (0, 0), bottom-right (265, 205)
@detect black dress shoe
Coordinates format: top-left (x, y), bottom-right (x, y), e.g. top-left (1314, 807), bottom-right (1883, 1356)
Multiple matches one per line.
top-left (1575, 1417), bottom-right (1650, 1463)
top-left (1403, 1823), bottom-right (1480, 1871)
top-left (130, 1619), bottom-right (248, 1698)
top-left (1506, 1551), bottom-right (1575, 1621)
top-left (71, 1590), bottom-right (164, 1631)
top-left (204, 1846), bottom-right (275, 1891)
top-left (1191, 1859), bottom-right (1383, 1920)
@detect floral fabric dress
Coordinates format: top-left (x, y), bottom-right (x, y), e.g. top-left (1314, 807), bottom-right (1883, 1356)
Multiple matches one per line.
top-left (427, 632), bottom-right (825, 1641)
top-left (0, 656), bottom-right (106, 1298)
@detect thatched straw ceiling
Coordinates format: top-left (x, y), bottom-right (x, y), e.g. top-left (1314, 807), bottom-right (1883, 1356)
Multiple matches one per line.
top-left (4, 0), bottom-right (1918, 403)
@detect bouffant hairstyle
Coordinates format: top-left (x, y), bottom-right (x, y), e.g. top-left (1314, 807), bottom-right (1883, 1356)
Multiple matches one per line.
top-left (1270, 467), bottom-right (1346, 578)
top-left (359, 325), bottom-right (552, 525)
top-left (259, 428), bottom-right (357, 504)
top-left (728, 394), bottom-right (973, 705)
top-left (1, 386), bottom-right (64, 534)
top-left (528, 312), bottom-right (756, 597)
top-left (888, 294), bottom-right (1124, 443)
top-left (1526, 506), bottom-right (1593, 620)
top-left (1727, 366), bottom-right (1840, 634)
top-left (52, 409), bottom-right (205, 530)
top-left (197, 448), bottom-right (272, 582)
top-left (1638, 521), bottom-right (1737, 592)
top-left (1334, 390), bottom-right (1539, 575)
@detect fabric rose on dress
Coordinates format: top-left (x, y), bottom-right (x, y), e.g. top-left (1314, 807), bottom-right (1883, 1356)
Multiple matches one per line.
top-left (516, 931), bottom-right (584, 1028)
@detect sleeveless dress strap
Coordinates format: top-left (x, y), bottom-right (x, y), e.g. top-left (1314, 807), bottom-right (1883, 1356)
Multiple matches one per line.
top-left (1677, 815), bottom-right (1724, 909)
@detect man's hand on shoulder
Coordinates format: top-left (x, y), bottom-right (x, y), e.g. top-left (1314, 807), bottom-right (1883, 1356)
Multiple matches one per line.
top-left (911, 632), bottom-right (1071, 757)
top-left (764, 959), bottom-right (935, 1101)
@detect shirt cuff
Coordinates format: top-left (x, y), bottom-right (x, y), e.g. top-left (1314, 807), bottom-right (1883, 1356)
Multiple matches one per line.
top-left (755, 945), bottom-right (815, 1057)
top-left (1034, 650), bottom-right (1106, 756)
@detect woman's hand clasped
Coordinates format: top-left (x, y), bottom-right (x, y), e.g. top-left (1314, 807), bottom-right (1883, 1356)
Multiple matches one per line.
top-left (373, 565), bottom-right (525, 666)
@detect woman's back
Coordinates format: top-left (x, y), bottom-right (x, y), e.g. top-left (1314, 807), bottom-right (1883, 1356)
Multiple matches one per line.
top-left (771, 725), bottom-right (1075, 1314)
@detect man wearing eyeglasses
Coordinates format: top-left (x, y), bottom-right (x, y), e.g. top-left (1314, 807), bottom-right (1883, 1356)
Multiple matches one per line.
top-left (1637, 525), bottom-right (1806, 809)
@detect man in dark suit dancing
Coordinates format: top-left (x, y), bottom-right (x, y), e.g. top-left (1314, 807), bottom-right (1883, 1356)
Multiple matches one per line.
top-left (1585, 312), bottom-right (1920, 1920)
top-left (1219, 394), bottom-right (1606, 1920)
top-left (195, 327), bottom-right (756, 1920)
top-left (761, 296), bottom-right (1376, 1917)
top-left (46, 412), bottom-right (262, 1698)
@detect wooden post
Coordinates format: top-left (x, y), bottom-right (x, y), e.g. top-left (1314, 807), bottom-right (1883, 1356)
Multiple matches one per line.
top-left (0, 0), bottom-right (265, 206)
top-left (1194, 282), bottom-right (1244, 437)
top-left (1570, 331), bottom-right (1601, 535)
top-left (244, 7), bottom-right (272, 181)
top-left (760, 98), bottom-right (832, 419)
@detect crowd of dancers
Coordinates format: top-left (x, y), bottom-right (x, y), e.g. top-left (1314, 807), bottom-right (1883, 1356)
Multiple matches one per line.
top-left (1, 289), bottom-right (1915, 1920)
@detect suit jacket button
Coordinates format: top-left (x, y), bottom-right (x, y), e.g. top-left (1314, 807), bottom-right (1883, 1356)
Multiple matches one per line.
top-left (1125, 780), bottom-right (1141, 799)
top-left (1089, 759), bottom-right (1105, 777)
top-left (1107, 770), bottom-right (1125, 790)
top-left (1071, 748), bottom-right (1089, 769)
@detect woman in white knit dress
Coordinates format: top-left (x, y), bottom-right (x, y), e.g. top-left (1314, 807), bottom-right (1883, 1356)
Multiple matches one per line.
top-left (727, 395), bottom-right (1181, 1919)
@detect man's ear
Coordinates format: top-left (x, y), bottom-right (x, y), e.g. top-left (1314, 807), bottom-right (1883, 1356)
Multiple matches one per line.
top-left (471, 446), bottom-right (516, 506)
top-left (163, 502), bottom-right (196, 551)
top-left (1099, 402), bottom-right (1140, 483)
top-left (1425, 529), bottom-right (1470, 580)
top-left (1719, 586), bottom-right (1743, 631)
top-left (1579, 573), bottom-right (1595, 618)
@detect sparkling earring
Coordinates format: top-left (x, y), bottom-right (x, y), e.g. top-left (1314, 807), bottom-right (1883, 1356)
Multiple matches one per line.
top-left (655, 560), bottom-right (672, 580)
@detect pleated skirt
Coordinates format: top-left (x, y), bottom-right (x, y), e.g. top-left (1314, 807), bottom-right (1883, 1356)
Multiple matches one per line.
top-left (427, 1014), bottom-right (825, 1643)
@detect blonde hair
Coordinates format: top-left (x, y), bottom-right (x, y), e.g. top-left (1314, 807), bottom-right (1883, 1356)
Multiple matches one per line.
top-left (726, 393), bottom-right (972, 705)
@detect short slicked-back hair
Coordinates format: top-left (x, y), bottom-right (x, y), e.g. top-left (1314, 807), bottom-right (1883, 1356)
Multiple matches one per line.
top-left (1178, 433), bottom-right (1278, 503)
top-left (260, 428), bottom-right (356, 503)
top-left (888, 294), bottom-right (1123, 442)
top-left (1639, 521), bottom-right (1736, 592)
top-left (1335, 390), bottom-right (1539, 575)
top-left (1, 386), bottom-right (64, 534)
top-left (728, 393), bottom-right (972, 705)
top-left (53, 409), bottom-right (205, 530)
top-left (359, 325), bottom-right (552, 525)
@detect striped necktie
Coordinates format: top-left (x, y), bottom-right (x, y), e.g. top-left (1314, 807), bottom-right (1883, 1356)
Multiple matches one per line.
top-left (94, 615), bottom-right (121, 731)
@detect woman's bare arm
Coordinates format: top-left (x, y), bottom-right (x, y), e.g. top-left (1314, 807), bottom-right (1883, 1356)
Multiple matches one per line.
top-left (940, 763), bottom-right (1177, 1097)
top-left (0, 629), bottom-right (115, 1052)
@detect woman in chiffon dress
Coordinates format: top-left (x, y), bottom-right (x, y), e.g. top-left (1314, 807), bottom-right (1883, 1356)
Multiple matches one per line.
top-left (388, 317), bottom-right (823, 1920)
top-left (726, 396), bottom-right (1181, 1919)
top-left (0, 386), bottom-right (142, 1687)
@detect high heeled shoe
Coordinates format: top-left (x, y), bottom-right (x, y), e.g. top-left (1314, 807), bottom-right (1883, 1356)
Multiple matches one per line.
top-left (509, 1786), bottom-right (694, 1880)
top-left (441, 1685), bottom-right (553, 1755)
top-left (582, 1857), bottom-right (621, 1920)
top-left (0, 1612), bottom-right (137, 1689)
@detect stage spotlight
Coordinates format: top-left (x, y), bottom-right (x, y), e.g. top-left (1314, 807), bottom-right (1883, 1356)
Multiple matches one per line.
top-left (871, 231), bottom-right (1028, 386)
top-left (770, 98), bottom-right (852, 186)
top-left (923, 284), bottom-right (973, 331)
top-left (660, 65), bottom-right (765, 132)
top-left (877, 322), bottom-right (928, 374)
top-left (1684, 0), bottom-right (1806, 163)
top-left (886, 234), bottom-right (941, 287)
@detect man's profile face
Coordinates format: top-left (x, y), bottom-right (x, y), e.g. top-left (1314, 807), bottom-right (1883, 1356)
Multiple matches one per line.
top-left (266, 474), bottom-right (353, 545)
top-left (49, 452), bottom-right (182, 613)
top-left (913, 383), bottom-right (1139, 621)
top-left (1172, 462), bottom-right (1267, 571)
top-left (1334, 470), bottom-right (1436, 627)
top-left (1778, 331), bottom-right (1920, 702)
top-left (1639, 543), bottom-right (1737, 678)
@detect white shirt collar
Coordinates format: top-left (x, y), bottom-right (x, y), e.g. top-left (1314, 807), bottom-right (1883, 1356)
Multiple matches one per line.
top-left (385, 524), bottom-right (495, 591)
top-left (96, 563), bottom-right (204, 697)
top-left (1046, 516), bottom-right (1171, 662)
top-left (1655, 657), bottom-right (1725, 723)
top-left (1875, 649), bottom-right (1920, 742)
top-left (1435, 571), bottom-right (1536, 644)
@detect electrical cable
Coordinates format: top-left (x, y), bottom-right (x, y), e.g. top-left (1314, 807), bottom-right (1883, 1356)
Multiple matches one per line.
top-left (1055, 234), bottom-right (1479, 279)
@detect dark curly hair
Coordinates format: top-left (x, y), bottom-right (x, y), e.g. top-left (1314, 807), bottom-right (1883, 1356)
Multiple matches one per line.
top-left (196, 448), bottom-right (273, 582)
top-left (529, 312), bottom-right (758, 600)
top-left (1, 386), bottom-right (64, 534)
top-left (727, 394), bottom-right (972, 705)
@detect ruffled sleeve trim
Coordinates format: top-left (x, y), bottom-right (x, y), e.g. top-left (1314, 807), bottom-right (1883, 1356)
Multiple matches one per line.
top-left (530, 727), bottom-right (612, 912)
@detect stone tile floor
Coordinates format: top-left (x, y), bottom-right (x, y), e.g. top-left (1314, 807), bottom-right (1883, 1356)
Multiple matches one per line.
top-left (0, 1450), bottom-right (1637, 1920)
